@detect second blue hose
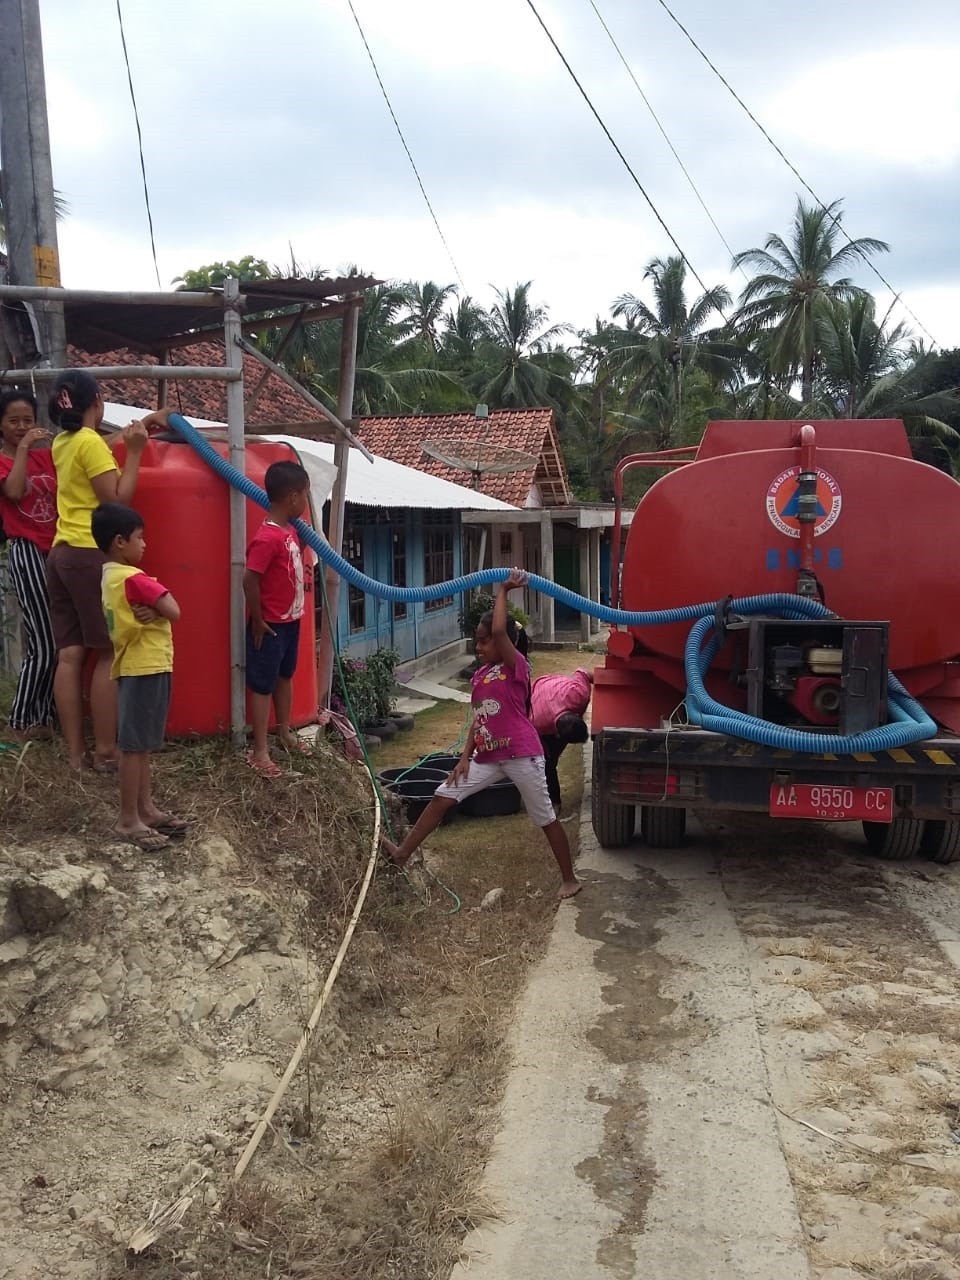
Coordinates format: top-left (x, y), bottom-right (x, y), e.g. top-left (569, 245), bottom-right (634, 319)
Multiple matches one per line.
top-left (166, 413), bottom-right (939, 754)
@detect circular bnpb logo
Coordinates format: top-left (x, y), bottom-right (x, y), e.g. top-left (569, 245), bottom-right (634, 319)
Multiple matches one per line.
top-left (766, 466), bottom-right (841, 538)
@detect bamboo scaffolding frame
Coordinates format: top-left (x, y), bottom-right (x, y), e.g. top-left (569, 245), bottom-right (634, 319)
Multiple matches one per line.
top-left (0, 284), bottom-right (225, 306)
top-left (0, 365), bottom-right (241, 382)
top-left (237, 333), bottom-right (374, 463)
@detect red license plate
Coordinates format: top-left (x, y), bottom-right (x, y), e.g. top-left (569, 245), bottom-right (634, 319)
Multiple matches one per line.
top-left (769, 783), bottom-right (894, 823)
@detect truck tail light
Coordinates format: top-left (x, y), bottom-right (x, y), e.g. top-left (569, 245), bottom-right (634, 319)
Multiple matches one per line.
top-left (612, 767), bottom-right (697, 798)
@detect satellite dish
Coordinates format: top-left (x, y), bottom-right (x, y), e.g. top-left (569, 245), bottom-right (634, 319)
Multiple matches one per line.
top-left (421, 439), bottom-right (538, 490)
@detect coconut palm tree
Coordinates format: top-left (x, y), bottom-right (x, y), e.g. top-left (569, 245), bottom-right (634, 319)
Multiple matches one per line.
top-left (0, 190), bottom-right (69, 251)
top-left (479, 282), bottom-right (572, 409)
top-left (813, 294), bottom-right (960, 450)
top-left (733, 198), bottom-right (888, 405)
top-left (599, 255), bottom-right (737, 449)
top-left (399, 280), bottom-right (458, 352)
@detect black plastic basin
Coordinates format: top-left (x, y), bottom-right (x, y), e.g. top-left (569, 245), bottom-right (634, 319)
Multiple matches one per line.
top-left (460, 781), bottom-right (523, 819)
top-left (378, 766), bottom-right (447, 786)
top-left (378, 767), bottom-right (455, 825)
top-left (419, 753), bottom-right (461, 774)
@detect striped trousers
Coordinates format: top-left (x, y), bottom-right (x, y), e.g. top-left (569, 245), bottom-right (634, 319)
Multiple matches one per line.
top-left (6, 538), bottom-right (56, 730)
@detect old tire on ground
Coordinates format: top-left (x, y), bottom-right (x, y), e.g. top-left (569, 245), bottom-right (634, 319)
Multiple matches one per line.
top-left (364, 718), bottom-right (398, 740)
top-left (920, 820), bottom-right (960, 865)
top-left (389, 712), bottom-right (416, 732)
top-left (862, 817), bottom-right (926, 860)
top-left (640, 804), bottom-right (687, 849)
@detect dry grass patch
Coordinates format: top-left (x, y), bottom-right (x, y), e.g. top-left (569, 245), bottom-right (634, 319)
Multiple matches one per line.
top-left (780, 1011), bottom-right (831, 1031)
top-left (5, 658), bottom-right (589, 1280)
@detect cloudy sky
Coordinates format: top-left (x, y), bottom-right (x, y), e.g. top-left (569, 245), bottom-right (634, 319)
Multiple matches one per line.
top-left (38, 0), bottom-right (960, 348)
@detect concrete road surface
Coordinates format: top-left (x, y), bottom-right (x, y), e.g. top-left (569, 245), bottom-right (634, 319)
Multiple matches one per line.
top-left (452, 759), bottom-right (812, 1280)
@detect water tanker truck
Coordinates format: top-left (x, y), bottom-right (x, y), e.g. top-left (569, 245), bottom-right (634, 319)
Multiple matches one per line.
top-left (590, 418), bottom-right (960, 862)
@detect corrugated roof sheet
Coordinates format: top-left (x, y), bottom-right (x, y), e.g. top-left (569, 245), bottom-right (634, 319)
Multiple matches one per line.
top-left (73, 342), bottom-right (330, 434)
top-left (100, 402), bottom-right (516, 513)
top-left (64, 275), bottom-right (379, 352)
top-left (357, 408), bottom-right (572, 507)
top-left (270, 437), bottom-right (517, 512)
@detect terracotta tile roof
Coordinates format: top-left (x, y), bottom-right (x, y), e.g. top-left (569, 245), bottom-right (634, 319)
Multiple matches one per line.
top-left (69, 340), bottom-right (324, 431)
top-left (356, 409), bottom-right (571, 507)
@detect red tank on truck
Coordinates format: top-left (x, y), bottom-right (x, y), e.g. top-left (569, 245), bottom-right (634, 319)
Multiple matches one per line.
top-left (590, 419), bottom-right (960, 864)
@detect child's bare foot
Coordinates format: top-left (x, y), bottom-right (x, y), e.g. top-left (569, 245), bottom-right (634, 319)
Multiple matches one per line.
top-left (558, 878), bottom-right (582, 901)
top-left (380, 835), bottom-right (409, 867)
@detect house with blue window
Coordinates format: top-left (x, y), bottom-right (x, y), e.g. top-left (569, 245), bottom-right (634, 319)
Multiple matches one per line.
top-left (271, 437), bottom-right (516, 662)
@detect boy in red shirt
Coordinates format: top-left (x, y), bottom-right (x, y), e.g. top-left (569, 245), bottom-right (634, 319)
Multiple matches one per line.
top-left (243, 462), bottom-right (311, 777)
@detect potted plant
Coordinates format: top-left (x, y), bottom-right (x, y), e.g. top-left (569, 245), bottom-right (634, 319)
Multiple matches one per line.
top-left (333, 648), bottom-right (401, 738)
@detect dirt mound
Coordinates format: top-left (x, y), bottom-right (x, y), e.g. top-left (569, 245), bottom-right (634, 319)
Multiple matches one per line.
top-left (0, 730), bottom-right (568, 1280)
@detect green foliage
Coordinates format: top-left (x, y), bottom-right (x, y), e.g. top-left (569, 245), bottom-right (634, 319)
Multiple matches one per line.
top-left (332, 647), bottom-right (400, 727)
top-left (172, 256), bottom-right (272, 290)
top-left (172, 202), bottom-right (951, 497)
top-left (459, 592), bottom-right (529, 639)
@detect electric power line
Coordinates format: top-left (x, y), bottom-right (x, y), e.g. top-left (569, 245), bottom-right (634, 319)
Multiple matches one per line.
top-left (115, 0), bottom-right (162, 289)
top-left (345, 0), bottom-right (465, 290)
top-left (654, 0), bottom-right (939, 348)
top-left (586, 0), bottom-right (744, 277)
top-left (523, 0), bottom-right (730, 325)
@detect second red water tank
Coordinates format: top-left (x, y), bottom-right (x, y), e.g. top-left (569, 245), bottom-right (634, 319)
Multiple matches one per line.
top-left (111, 434), bottom-right (318, 736)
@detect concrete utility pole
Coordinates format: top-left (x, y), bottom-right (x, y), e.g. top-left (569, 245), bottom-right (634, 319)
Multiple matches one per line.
top-left (0, 0), bottom-right (67, 368)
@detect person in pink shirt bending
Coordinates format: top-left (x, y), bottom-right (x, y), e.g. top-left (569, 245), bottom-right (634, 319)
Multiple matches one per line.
top-left (382, 569), bottom-right (580, 900)
top-left (530, 667), bottom-right (593, 811)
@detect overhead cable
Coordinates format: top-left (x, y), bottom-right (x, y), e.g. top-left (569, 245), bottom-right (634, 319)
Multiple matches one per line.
top-left (586, 0), bottom-right (743, 276)
top-left (653, 0), bottom-right (938, 348)
top-left (345, 0), bottom-right (465, 289)
top-left (522, 0), bottom-right (729, 323)
top-left (115, 0), bottom-right (162, 289)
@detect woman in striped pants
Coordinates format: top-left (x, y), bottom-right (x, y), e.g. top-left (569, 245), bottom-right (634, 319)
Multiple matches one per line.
top-left (0, 391), bottom-right (57, 735)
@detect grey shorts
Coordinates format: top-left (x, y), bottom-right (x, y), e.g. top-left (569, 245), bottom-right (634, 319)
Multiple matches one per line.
top-left (117, 673), bottom-right (171, 753)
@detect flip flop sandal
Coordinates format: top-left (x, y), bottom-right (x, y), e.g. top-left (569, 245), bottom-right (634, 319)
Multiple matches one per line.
top-left (281, 738), bottom-right (314, 755)
top-left (149, 816), bottom-right (189, 837)
top-left (116, 829), bottom-right (170, 853)
top-left (91, 757), bottom-right (119, 775)
top-left (245, 753), bottom-right (287, 779)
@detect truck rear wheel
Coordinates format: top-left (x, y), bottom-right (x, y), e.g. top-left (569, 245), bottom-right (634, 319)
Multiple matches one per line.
top-left (591, 788), bottom-right (635, 848)
top-left (862, 818), bottom-right (925, 860)
top-left (920, 821), bottom-right (960, 865)
top-left (591, 742), bottom-right (634, 847)
top-left (640, 805), bottom-right (687, 849)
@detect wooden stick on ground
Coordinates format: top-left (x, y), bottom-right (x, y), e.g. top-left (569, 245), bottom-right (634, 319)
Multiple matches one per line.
top-left (233, 775), bottom-right (382, 1181)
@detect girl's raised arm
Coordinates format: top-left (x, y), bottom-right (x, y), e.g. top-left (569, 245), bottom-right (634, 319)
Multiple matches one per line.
top-left (491, 568), bottom-right (528, 670)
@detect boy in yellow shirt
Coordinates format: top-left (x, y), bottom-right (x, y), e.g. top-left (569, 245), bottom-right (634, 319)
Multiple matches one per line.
top-left (92, 503), bottom-right (185, 851)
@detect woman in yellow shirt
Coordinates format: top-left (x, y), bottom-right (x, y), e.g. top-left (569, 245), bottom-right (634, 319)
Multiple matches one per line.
top-left (46, 370), bottom-right (166, 771)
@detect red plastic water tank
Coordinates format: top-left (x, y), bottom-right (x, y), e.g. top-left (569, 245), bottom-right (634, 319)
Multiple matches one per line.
top-left (620, 420), bottom-right (960, 679)
top-left (111, 435), bottom-right (317, 736)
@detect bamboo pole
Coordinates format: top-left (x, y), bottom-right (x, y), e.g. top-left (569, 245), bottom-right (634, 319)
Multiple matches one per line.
top-left (0, 284), bottom-right (225, 306)
top-left (223, 279), bottom-right (247, 747)
top-left (233, 780), bottom-right (381, 1181)
top-left (316, 298), bottom-right (360, 707)
top-left (237, 335), bottom-right (373, 463)
top-left (0, 365), bottom-right (241, 383)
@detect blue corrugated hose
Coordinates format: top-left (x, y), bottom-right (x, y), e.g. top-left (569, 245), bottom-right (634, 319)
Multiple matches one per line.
top-left (166, 412), bottom-right (938, 753)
